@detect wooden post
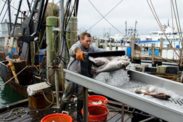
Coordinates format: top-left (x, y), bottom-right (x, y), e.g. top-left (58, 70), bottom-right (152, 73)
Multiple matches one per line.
top-left (131, 37), bottom-right (134, 62)
top-left (152, 44), bottom-right (155, 67)
top-left (109, 39), bottom-right (112, 51)
top-left (95, 39), bottom-right (98, 47)
top-left (30, 41), bottom-right (35, 65)
top-left (105, 39), bottom-right (107, 49)
top-left (180, 38), bottom-right (183, 66)
top-left (116, 40), bottom-right (118, 50)
top-left (160, 38), bottom-right (163, 57)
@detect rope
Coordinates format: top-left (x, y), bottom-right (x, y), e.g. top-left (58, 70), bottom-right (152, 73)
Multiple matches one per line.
top-left (2, 90), bottom-right (54, 121)
top-left (146, 0), bottom-right (183, 62)
top-left (42, 89), bottom-right (54, 104)
top-left (88, 0), bottom-right (124, 36)
top-left (0, 65), bottom-right (28, 90)
top-left (170, 0), bottom-right (182, 41)
top-left (174, 0), bottom-right (183, 40)
top-left (170, 0), bottom-right (175, 59)
top-left (28, 89), bottom-right (55, 112)
top-left (87, 0), bottom-right (124, 32)
top-left (3, 107), bottom-right (28, 121)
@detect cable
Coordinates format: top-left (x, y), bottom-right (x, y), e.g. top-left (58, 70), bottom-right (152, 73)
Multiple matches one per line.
top-left (42, 89), bottom-right (54, 104)
top-left (170, 0), bottom-right (182, 41)
top-left (1, 0), bottom-right (51, 29)
top-left (146, 0), bottom-right (182, 62)
top-left (87, 0), bottom-right (123, 31)
top-left (88, 0), bottom-right (124, 36)
top-left (174, 0), bottom-right (183, 40)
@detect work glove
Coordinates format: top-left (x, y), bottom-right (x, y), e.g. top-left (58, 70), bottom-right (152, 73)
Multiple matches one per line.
top-left (75, 50), bottom-right (87, 62)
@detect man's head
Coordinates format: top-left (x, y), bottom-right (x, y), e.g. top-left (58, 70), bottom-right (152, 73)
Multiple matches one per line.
top-left (80, 32), bottom-right (92, 49)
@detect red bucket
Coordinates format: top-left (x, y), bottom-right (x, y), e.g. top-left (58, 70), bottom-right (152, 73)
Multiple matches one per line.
top-left (41, 113), bottom-right (72, 122)
top-left (88, 95), bottom-right (108, 106)
top-left (82, 105), bottom-right (109, 122)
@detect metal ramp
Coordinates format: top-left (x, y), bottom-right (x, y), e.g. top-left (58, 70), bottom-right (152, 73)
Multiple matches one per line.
top-left (64, 69), bottom-right (183, 122)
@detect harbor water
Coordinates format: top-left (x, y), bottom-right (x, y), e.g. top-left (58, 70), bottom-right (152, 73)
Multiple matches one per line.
top-left (0, 77), bottom-right (25, 107)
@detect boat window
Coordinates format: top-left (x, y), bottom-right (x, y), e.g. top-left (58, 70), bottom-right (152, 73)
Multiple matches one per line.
top-left (151, 32), bottom-right (158, 35)
top-left (173, 33), bottom-right (177, 35)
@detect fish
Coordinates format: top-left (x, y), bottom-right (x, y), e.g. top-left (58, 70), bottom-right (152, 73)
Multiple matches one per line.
top-left (89, 57), bottom-right (109, 66)
top-left (135, 89), bottom-right (147, 94)
top-left (144, 92), bottom-right (171, 100)
top-left (111, 56), bottom-right (129, 61)
top-left (147, 86), bottom-right (157, 93)
top-left (94, 59), bottom-right (130, 73)
top-left (89, 56), bottom-right (129, 66)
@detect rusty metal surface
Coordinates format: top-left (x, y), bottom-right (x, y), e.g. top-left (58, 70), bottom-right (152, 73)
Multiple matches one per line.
top-left (0, 52), bottom-right (6, 61)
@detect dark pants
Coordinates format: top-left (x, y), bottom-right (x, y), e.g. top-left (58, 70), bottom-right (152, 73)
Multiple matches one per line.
top-left (62, 80), bottom-right (83, 103)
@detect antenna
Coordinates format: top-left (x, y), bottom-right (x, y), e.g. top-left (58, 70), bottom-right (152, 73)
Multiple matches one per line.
top-left (134, 20), bottom-right (138, 38)
top-left (125, 21), bottom-right (127, 36)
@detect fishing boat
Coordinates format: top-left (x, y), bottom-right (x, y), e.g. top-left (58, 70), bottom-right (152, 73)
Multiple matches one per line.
top-left (139, 23), bottom-right (182, 41)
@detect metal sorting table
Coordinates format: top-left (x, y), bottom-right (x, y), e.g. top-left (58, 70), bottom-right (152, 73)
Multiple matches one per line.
top-left (64, 69), bottom-right (183, 122)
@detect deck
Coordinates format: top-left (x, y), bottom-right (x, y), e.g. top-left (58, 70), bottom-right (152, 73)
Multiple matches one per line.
top-left (0, 100), bottom-right (132, 122)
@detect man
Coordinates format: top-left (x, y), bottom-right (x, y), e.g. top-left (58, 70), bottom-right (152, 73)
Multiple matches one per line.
top-left (60, 32), bottom-right (105, 122)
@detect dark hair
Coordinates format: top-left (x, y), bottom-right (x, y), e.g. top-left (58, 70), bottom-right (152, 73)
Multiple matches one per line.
top-left (80, 32), bottom-right (91, 40)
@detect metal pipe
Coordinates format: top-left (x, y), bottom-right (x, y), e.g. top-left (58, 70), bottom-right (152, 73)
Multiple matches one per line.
top-left (55, 69), bottom-right (60, 108)
top-left (139, 116), bottom-right (155, 122)
top-left (40, 0), bottom-right (49, 29)
top-left (1, 8), bottom-right (8, 23)
top-left (1, 0), bottom-right (13, 23)
top-left (59, 0), bottom-right (65, 60)
top-left (7, 0), bottom-right (12, 33)
top-left (34, 0), bottom-right (44, 33)
top-left (59, 0), bottom-right (65, 93)
top-left (74, 0), bottom-right (79, 17)
top-left (13, 0), bottom-right (22, 36)
top-left (0, 0), bottom-right (7, 16)
top-left (26, 0), bottom-right (31, 13)
top-left (83, 87), bottom-right (88, 122)
top-left (121, 103), bottom-right (125, 122)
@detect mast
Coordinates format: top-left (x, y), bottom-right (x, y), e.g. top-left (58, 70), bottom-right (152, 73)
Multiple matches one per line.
top-left (7, 0), bottom-right (12, 35)
top-left (13, 0), bottom-right (22, 36)
top-left (134, 20), bottom-right (138, 38)
top-left (125, 21), bottom-right (127, 36)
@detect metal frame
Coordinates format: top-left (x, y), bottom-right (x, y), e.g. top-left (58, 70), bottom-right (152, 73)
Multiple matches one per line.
top-left (13, 0), bottom-right (22, 36)
top-left (64, 69), bottom-right (183, 122)
top-left (7, 0), bottom-right (12, 33)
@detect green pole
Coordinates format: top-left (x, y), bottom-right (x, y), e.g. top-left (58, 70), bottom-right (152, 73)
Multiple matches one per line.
top-left (46, 16), bottom-right (58, 87)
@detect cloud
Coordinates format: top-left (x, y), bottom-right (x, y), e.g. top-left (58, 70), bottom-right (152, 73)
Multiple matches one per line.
top-left (1, 0), bottom-right (182, 37)
top-left (78, 0), bottom-right (183, 36)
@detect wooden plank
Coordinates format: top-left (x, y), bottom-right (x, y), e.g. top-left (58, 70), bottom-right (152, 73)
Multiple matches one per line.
top-left (108, 113), bottom-right (121, 122)
top-left (107, 112), bottom-right (118, 120)
top-left (116, 114), bottom-right (132, 122)
top-left (131, 38), bottom-right (134, 62)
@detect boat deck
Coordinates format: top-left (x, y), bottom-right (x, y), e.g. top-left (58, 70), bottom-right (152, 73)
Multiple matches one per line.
top-left (0, 101), bottom-right (131, 122)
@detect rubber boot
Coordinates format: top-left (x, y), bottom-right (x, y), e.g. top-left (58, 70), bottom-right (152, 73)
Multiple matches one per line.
top-left (77, 100), bottom-right (83, 122)
top-left (60, 101), bottom-right (67, 113)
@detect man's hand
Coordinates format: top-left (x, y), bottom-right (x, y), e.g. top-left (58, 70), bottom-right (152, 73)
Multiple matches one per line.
top-left (75, 50), bottom-right (87, 61)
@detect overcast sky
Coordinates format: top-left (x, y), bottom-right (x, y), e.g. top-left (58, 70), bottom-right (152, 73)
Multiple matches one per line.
top-left (0, 0), bottom-right (183, 37)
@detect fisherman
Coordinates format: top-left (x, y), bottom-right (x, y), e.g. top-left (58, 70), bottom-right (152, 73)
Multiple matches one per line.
top-left (60, 32), bottom-right (105, 122)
